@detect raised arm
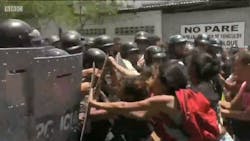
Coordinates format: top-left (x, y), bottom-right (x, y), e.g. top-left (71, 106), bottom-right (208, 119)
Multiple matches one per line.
top-left (89, 95), bottom-right (175, 119)
top-left (221, 108), bottom-right (250, 121)
top-left (109, 56), bottom-right (140, 76)
top-left (82, 68), bottom-right (101, 77)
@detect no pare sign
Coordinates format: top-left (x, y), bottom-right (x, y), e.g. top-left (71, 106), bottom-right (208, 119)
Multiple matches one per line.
top-left (181, 22), bottom-right (245, 48)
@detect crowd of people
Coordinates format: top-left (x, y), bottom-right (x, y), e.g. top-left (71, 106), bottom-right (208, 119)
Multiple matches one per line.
top-left (0, 19), bottom-right (250, 141)
top-left (79, 30), bottom-right (250, 141)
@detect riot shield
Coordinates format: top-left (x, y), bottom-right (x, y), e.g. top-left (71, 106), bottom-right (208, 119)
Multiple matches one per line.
top-left (0, 47), bottom-right (45, 141)
top-left (29, 53), bottom-right (82, 141)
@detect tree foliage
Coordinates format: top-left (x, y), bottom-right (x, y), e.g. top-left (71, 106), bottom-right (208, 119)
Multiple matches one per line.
top-left (0, 0), bottom-right (121, 29)
top-left (75, 0), bottom-right (121, 30)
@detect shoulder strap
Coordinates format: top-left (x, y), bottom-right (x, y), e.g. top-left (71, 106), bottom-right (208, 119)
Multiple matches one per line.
top-left (182, 89), bottom-right (190, 120)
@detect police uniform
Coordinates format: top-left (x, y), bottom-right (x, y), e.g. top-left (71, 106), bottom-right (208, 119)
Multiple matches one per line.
top-left (80, 48), bottom-right (111, 141)
top-left (168, 34), bottom-right (188, 61)
top-left (144, 45), bottom-right (167, 67)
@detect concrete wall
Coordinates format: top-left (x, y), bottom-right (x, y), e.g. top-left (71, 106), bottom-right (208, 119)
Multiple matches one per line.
top-left (83, 10), bottom-right (162, 42)
top-left (39, 10), bottom-right (162, 41)
top-left (162, 7), bottom-right (250, 46)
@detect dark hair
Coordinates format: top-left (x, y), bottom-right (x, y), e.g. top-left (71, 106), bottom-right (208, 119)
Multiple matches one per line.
top-left (120, 77), bottom-right (149, 102)
top-left (158, 60), bottom-right (188, 94)
top-left (188, 50), bottom-right (220, 81)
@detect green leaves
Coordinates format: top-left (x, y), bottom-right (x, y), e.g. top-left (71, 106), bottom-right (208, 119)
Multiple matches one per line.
top-left (0, 0), bottom-right (121, 29)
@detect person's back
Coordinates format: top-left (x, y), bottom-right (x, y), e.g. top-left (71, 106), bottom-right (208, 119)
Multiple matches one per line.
top-left (111, 77), bottom-right (152, 141)
top-left (192, 81), bottom-right (220, 110)
top-left (151, 88), bottom-right (219, 141)
top-left (112, 116), bottom-right (152, 141)
top-left (187, 50), bottom-right (222, 110)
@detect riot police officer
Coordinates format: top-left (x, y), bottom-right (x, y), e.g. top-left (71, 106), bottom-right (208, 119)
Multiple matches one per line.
top-left (81, 48), bottom-right (107, 107)
top-left (144, 45), bottom-right (167, 67)
top-left (208, 38), bottom-right (223, 57)
top-left (148, 34), bottom-right (161, 47)
top-left (93, 35), bottom-right (114, 56)
top-left (134, 31), bottom-right (151, 53)
top-left (168, 34), bottom-right (188, 60)
top-left (82, 48), bottom-right (106, 69)
top-left (0, 19), bottom-right (38, 48)
top-left (120, 42), bottom-right (140, 67)
top-left (134, 31), bottom-right (151, 70)
top-left (46, 35), bottom-right (60, 48)
top-left (80, 48), bottom-right (114, 141)
top-left (60, 30), bottom-right (84, 54)
top-left (84, 37), bottom-right (95, 50)
top-left (194, 33), bottom-right (210, 52)
top-left (113, 37), bottom-right (122, 57)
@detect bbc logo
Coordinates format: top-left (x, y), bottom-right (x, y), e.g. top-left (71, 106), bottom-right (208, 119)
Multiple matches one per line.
top-left (4, 6), bottom-right (23, 12)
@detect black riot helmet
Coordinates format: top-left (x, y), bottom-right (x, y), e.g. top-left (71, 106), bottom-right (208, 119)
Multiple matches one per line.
top-left (134, 31), bottom-right (150, 43)
top-left (210, 38), bottom-right (223, 48)
top-left (61, 30), bottom-right (81, 47)
top-left (83, 48), bottom-right (106, 69)
top-left (148, 34), bottom-right (161, 46)
top-left (43, 47), bottom-right (69, 57)
top-left (134, 31), bottom-right (151, 53)
top-left (168, 34), bottom-right (187, 45)
top-left (47, 35), bottom-right (60, 45)
top-left (144, 45), bottom-right (167, 66)
top-left (209, 38), bottom-right (223, 55)
top-left (93, 35), bottom-right (114, 52)
top-left (46, 35), bottom-right (60, 48)
top-left (84, 37), bottom-right (95, 49)
top-left (0, 19), bottom-right (34, 48)
top-left (194, 34), bottom-right (210, 48)
top-left (168, 35), bottom-right (187, 59)
top-left (120, 42), bottom-right (139, 59)
top-left (65, 44), bottom-right (84, 54)
top-left (60, 30), bottom-right (83, 54)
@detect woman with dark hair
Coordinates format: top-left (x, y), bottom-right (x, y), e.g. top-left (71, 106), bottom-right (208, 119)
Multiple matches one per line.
top-left (89, 60), bottom-right (219, 141)
top-left (187, 50), bottom-right (221, 110)
top-left (110, 77), bottom-right (152, 141)
top-left (187, 50), bottom-right (234, 141)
